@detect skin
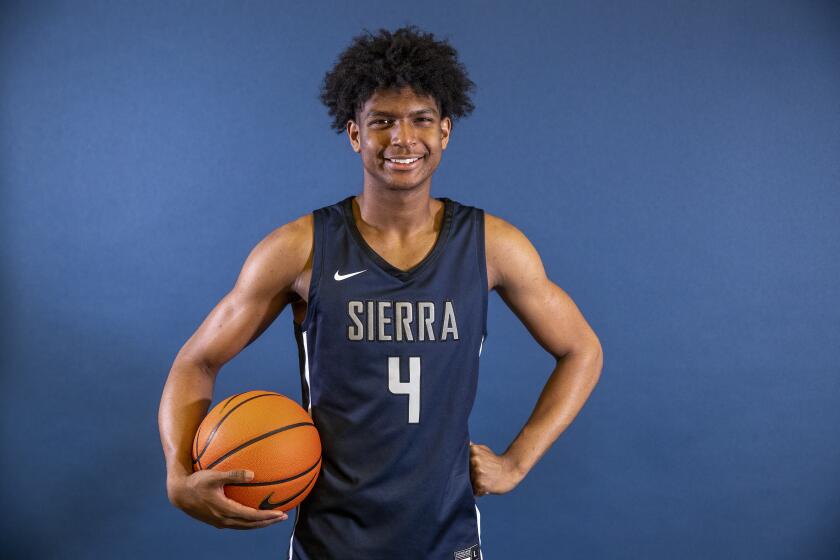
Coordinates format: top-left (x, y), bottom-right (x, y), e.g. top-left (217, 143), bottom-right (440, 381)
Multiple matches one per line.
top-left (158, 86), bottom-right (602, 529)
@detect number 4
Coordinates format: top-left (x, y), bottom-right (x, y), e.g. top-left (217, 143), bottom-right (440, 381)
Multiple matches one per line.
top-left (388, 356), bottom-right (420, 424)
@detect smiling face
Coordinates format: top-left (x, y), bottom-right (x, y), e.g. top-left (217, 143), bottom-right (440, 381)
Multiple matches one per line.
top-left (346, 86), bottom-right (452, 193)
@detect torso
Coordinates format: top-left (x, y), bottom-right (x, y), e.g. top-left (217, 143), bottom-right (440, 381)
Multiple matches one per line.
top-left (287, 194), bottom-right (488, 559)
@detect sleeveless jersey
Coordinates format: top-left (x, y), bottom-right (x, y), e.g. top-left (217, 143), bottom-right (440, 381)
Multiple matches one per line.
top-left (287, 195), bottom-right (488, 560)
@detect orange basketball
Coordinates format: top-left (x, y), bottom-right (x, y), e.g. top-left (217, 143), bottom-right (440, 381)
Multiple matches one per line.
top-left (192, 390), bottom-right (321, 511)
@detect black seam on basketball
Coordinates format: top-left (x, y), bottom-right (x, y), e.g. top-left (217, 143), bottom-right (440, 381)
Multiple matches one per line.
top-left (205, 422), bottom-right (317, 470)
top-left (220, 391), bottom-right (247, 413)
top-left (195, 393), bottom-right (286, 464)
top-left (193, 393), bottom-right (247, 465)
top-left (257, 468), bottom-right (320, 510)
top-left (227, 456), bottom-right (322, 487)
top-left (193, 423), bottom-right (201, 463)
top-left (195, 390), bottom-right (252, 461)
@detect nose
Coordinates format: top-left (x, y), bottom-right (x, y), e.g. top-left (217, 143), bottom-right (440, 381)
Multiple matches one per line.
top-left (391, 119), bottom-right (417, 148)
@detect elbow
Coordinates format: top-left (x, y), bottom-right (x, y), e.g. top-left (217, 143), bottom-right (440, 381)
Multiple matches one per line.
top-left (591, 343), bottom-right (604, 381)
top-left (587, 335), bottom-right (603, 369)
top-left (563, 339), bottom-right (603, 382)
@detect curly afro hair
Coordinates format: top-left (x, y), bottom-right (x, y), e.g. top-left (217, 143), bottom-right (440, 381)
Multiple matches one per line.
top-left (319, 25), bottom-right (476, 134)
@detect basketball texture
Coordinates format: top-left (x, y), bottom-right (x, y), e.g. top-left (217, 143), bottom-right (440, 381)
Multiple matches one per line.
top-left (192, 390), bottom-right (321, 511)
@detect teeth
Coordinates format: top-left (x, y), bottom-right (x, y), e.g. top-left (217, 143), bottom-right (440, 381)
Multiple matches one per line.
top-left (389, 157), bottom-right (419, 164)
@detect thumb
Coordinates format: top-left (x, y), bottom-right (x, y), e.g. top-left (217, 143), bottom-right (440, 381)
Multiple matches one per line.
top-left (215, 469), bottom-right (254, 484)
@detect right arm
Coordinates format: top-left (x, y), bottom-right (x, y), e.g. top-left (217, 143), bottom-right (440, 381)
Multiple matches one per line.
top-left (157, 214), bottom-right (312, 529)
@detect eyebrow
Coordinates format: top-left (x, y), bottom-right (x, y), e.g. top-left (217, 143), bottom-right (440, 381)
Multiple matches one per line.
top-left (366, 108), bottom-right (439, 118)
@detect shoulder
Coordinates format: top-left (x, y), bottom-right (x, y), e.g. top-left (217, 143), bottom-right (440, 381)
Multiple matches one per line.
top-left (264, 213), bottom-right (312, 249)
top-left (484, 211), bottom-right (524, 244)
top-left (483, 211), bottom-right (545, 291)
top-left (236, 213), bottom-right (314, 298)
top-left (253, 213), bottom-right (313, 265)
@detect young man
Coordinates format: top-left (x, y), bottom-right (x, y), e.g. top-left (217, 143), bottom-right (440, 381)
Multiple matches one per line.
top-left (159, 26), bottom-right (602, 560)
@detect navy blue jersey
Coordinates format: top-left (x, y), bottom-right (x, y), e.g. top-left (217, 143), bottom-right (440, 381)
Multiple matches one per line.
top-left (287, 195), bottom-right (488, 560)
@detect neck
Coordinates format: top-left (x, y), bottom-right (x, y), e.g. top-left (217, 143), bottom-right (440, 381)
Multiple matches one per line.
top-left (354, 184), bottom-right (442, 236)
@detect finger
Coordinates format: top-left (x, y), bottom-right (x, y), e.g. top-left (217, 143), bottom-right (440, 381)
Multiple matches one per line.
top-left (222, 515), bottom-right (287, 530)
top-left (218, 497), bottom-right (288, 522)
top-left (213, 469), bottom-right (255, 484)
top-left (226, 511), bottom-right (288, 523)
top-left (227, 510), bottom-right (288, 522)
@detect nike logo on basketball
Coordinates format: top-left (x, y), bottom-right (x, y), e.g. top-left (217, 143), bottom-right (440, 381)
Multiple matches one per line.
top-left (334, 269), bottom-right (366, 281)
top-left (259, 491), bottom-right (288, 510)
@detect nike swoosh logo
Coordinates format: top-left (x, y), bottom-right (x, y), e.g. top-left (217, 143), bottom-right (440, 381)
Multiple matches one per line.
top-left (258, 467), bottom-right (321, 510)
top-left (334, 269), bottom-right (367, 281)
top-left (259, 491), bottom-right (293, 510)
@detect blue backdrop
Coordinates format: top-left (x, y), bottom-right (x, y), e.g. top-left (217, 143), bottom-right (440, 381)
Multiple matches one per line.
top-left (2, 1), bottom-right (839, 558)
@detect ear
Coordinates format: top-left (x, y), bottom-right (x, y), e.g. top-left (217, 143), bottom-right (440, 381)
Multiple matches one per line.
top-left (346, 120), bottom-right (361, 153)
top-left (440, 116), bottom-right (452, 150)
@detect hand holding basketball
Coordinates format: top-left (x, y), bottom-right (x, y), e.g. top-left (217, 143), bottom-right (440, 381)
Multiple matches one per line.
top-left (191, 391), bottom-right (322, 512)
top-left (168, 469), bottom-right (288, 530)
top-left (468, 441), bottom-right (524, 497)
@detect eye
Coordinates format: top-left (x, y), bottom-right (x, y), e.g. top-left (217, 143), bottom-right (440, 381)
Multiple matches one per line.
top-left (371, 119), bottom-right (391, 126)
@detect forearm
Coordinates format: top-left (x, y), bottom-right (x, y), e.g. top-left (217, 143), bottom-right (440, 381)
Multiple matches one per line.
top-left (503, 346), bottom-right (602, 479)
top-left (158, 358), bottom-right (217, 496)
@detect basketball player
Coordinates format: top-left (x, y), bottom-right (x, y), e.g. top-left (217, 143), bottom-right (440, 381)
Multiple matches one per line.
top-left (159, 26), bottom-right (602, 559)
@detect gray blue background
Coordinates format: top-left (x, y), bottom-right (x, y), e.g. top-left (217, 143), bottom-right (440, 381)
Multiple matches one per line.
top-left (2, 1), bottom-right (839, 558)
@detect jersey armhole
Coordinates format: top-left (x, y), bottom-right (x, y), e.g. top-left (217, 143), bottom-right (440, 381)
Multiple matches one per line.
top-left (475, 208), bottom-right (489, 339)
top-left (297, 209), bottom-right (323, 333)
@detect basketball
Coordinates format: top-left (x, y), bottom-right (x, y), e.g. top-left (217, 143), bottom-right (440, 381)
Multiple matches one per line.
top-left (192, 390), bottom-right (322, 511)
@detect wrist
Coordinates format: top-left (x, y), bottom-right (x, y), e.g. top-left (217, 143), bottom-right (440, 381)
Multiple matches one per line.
top-left (166, 467), bottom-right (192, 505)
top-left (502, 452), bottom-right (528, 483)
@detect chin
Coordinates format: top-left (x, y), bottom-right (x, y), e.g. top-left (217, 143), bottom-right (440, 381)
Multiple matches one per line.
top-left (385, 183), bottom-right (424, 192)
top-left (377, 178), bottom-right (426, 191)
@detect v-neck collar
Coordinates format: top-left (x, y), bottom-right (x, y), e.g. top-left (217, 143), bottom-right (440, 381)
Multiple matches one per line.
top-left (341, 195), bottom-right (454, 282)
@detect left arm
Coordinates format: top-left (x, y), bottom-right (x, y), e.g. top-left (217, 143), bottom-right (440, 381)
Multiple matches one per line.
top-left (469, 213), bottom-right (603, 496)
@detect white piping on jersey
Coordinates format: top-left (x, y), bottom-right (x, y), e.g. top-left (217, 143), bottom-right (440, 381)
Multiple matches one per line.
top-left (287, 505), bottom-right (299, 560)
top-left (303, 330), bottom-right (312, 414)
top-left (476, 342), bottom-right (485, 558)
top-left (288, 330), bottom-right (313, 559)
top-left (475, 504), bottom-right (484, 559)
